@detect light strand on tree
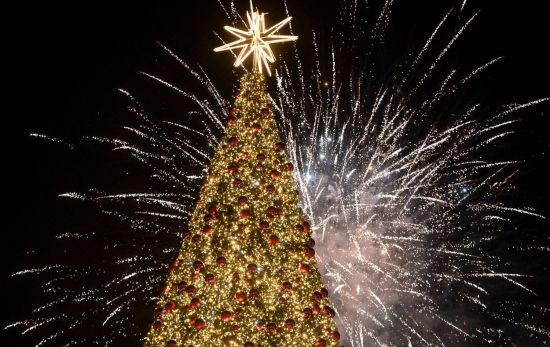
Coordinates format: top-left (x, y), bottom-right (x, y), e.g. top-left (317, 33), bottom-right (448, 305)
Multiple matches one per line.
top-left (144, 73), bottom-right (341, 347)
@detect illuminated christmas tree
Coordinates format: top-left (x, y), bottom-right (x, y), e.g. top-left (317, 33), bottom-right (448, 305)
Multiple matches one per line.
top-left (145, 4), bottom-right (341, 346)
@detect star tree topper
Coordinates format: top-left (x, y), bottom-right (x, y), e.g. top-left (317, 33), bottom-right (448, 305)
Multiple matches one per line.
top-left (214, 1), bottom-right (298, 76)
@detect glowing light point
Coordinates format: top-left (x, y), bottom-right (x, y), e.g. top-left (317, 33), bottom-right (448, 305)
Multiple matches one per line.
top-left (214, 1), bottom-right (298, 76)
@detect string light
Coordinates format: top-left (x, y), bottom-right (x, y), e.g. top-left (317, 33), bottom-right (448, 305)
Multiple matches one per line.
top-left (144, 73), bottom-right (341, 346)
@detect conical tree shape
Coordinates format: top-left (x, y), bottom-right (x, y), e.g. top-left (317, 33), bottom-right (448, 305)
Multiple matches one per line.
top-left (145, 73), bottom-right (341, 347)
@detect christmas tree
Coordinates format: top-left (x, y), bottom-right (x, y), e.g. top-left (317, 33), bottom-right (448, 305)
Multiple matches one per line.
top-left (145, 4), bottom-right (341, 347)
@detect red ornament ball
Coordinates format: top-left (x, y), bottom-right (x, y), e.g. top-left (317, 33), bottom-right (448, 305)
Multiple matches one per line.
top-left (190, 297), bottom-right (202, 309)
top-left (268, 235), bottom-right (280, 246)
top-left (207, 204), bottom-right (218, 215)
top-left (249, 288), bottom-right (260, 299)
top-left (194, 318), bottom-right (207, 331)
top-left (235, 292), bottom-right (247, 303)
top-left (256, 153), bottom-right (266, 162)
top-left (274, 142), bottom-right (285, 151)
top-left (227, 165), bottom-right (238, 174)
top-left (320, 288), bottom-right (329, 298)
top-left (228, 116), bottom-right (237, 125)
top-left (302, 221), bottom-right (311, 232)
top-left (266, 323), bottom-right (277, 334)
top-left (238, 196), bottom-right (248, 205)
top-left (284, 318), bottom-right (295, 330)
top-left (302, 307), bottom-right (313, 318)
top-left (165, 340), bottom-right (178, 347)
top-left (266, 185), bottom-right (276, 194)
top-left (317, 338), bottom-right (327, 347)
top-left (270, 170), bottom-right (281, 180)
top-left (304, 246), bottom-right (315, 258)
top-left (216, 256), bottom-right (227, 267)
top-left (331, 330), bottom-right (341, 342)
top-left (185, 285), bottom-right (197, 296)
top-left (312, 303), bottom-right (321, 314)
top-left (192, 260), bottom-right (204, 272)
top-left (266, 206), bottom-right (277, 218)
top-left (323, 305), bottom-right (336, 317)
top-left (259, 221), bottom-right (270, 230)
top-left (247, 263), bottom-right (258, 274)
top-left (233, 178), bottom-right (244, 188)
top-left (177, 281), bottom-right (188, 292)
top-left (281, 281), bottom-right (292, 292)
top-left (229, 106), bottom-right (237, 116)
top-left (240, 209), bottom-right (252, 219)
top-left (229, 137), bottom-right (239, 146)
top-left (164, 302), bottom-right (176, 313)
top-left (220, 310), bottom-right (233, 322)
top-left (299, 263), bottom-right (310, 274)
top-left (204, 273), bottom-right (215, 285)
top-left (250, 123), bottom-right (262, 132)
top-left (152, 320), bottom-right (162, 331)
top-left (311, 291), bottom-right (322, 302)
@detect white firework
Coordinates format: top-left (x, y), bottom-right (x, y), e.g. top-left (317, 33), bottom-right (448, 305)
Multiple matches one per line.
top-left (8, 1), bottom-right (549, 346)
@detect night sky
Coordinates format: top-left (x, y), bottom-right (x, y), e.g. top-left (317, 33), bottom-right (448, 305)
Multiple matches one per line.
top-left (4, 1), bottom-right (550, 345)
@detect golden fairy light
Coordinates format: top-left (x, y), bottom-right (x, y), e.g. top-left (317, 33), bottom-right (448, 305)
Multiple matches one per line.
top-left (143, 3), bottom-right (341, 346)
top-left (214, 1), bottom-right (298, 76)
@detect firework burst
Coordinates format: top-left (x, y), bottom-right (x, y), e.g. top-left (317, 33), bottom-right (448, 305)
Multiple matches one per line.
top-left (7, 0), bottom-right (549, 346)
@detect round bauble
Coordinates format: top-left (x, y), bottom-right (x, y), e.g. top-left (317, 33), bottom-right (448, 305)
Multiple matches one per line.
top-left (240, 209), bottom-right (252, 219)
top-left (152, 320), bottom-right (162, 331)
top-left (304, 246), bottom-right (315, 258)
top-left (266, 323), bottom-right (277, 334)
top-left (284, 318), bottom-right (295, 329)
top-left (216, 256), bottom-right (227, 267)
top-left (164, 302), bottom-right (176, 313)
top-left (234, 292), bottom-right (247, 303)
top-left (268, 235), bottom-right (280, 246)
top-left (204, 273), bottom-right (215, 285)
top-left (185, 285), bottom-right (197, 296)
top-left (299, 263), bottom-right (310, 274)
top-left (220, 310), bottom-right (233, 322)
top-left (194, 318), bottom-right (207, 331)
top-left (192, 260), bottom-right (204, 272)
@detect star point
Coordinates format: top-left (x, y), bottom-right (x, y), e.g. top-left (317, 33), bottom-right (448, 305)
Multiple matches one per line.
top-left (214, 2), bottom-right (298, 76)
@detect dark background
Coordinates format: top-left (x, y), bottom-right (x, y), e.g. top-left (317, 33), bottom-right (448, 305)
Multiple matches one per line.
top-left (4, 0), bottom-right (549, 345)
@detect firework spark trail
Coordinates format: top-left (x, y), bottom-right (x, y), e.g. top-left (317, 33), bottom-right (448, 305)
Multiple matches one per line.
top-left (270, 1), bottom-right (548, 346)
top-left (9, 0), bottom-right (549, 346)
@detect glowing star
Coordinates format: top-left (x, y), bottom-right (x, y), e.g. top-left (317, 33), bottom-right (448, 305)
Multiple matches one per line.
top-left (214, 1), bottom-right (298, 76)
